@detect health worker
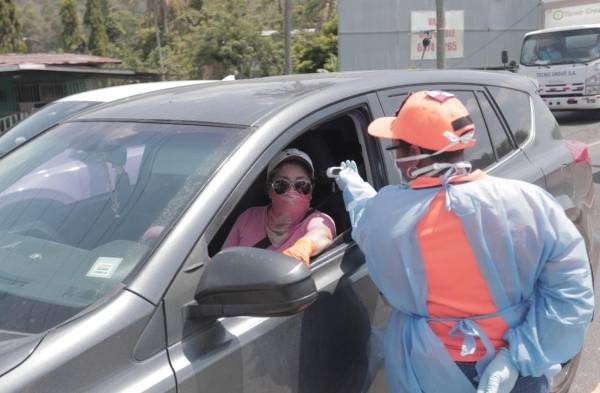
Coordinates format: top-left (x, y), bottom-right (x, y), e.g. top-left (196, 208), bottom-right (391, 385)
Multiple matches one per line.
top-left (334, 90), bottom-right (594, 393)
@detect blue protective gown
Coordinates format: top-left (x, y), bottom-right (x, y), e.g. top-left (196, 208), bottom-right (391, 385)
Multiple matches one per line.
top-left (339, 170), bottom-right (594, 393)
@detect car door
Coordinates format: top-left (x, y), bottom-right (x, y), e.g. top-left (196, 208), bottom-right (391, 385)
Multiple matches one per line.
top-left (376, 84), bottom-right (545, 182)
top-left (162, 94), bottom-right (391, 393)
top-left (487, 86), bottom-right (595, 273)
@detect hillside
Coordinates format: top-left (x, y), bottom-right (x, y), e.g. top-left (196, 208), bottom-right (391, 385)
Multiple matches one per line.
top-left (10, 0), bottom-right (337, 79)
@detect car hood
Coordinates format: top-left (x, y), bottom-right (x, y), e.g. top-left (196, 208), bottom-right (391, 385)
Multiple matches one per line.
top-left (0, 332), bottom-right (43, 377)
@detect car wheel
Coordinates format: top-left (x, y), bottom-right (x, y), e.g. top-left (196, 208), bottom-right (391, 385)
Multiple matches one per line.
top-left (550, 352), bottom-right (581, 393)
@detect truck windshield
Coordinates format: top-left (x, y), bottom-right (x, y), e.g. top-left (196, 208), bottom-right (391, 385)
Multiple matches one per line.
top-left (521, 28), bottom-right (600, 66)
top-left (0, 121), bottom-right (246, 334)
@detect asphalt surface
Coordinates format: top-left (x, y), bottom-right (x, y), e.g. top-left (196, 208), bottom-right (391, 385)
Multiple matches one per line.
top-left (554, 110), bottom-right (600, 393)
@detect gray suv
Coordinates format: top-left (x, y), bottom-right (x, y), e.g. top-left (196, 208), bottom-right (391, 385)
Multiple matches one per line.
top-left (0, 70), bottom-right (594, 393)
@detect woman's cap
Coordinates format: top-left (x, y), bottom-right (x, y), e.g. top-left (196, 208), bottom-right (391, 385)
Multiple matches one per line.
top-left (267, 148), bottom-right (314, 177)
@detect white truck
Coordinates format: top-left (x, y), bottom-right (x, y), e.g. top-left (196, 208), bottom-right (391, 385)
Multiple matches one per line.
top-left (518, 24), bottom-right (600, 111)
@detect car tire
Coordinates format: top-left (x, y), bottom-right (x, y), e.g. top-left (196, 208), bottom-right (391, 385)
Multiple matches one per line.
top-left (550, 352), bottom-right (582, 393)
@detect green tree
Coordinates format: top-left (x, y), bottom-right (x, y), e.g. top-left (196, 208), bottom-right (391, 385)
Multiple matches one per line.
top-left (189, 0), bottom-right (203, 11)
top-left (60, 0), bottom-right (84, 52)
top-left (84, 0), bottom-right (109, 56)
top-left (293, 15), bottom-right (338, 73)
top-left (0, 0), bottom-right (26, 53)
top-left (193, 0), bottom-right (282, 79)
top-left (16, 1), bottom-right (62, 53)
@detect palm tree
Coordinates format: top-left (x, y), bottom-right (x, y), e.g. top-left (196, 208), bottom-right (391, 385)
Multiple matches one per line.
top-left (125, 0), bottom-right (187, 32)
top-left (320, 0), bottom-right (334, 28)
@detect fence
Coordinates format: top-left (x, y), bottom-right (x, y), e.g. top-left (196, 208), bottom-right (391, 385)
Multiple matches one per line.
top-left (0, 112), bottom-right (28, 134)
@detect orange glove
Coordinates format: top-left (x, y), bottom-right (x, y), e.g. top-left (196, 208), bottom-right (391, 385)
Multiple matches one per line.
top-left (282, 237), bottom-right (317, 266)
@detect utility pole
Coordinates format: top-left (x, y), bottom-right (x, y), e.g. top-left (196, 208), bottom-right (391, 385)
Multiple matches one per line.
top-left (154, 1), bottom-right (166, 80)
top-left (436, 0), bottom-right (446, 69)
top-left (283, 0), bottom-right (292, 74)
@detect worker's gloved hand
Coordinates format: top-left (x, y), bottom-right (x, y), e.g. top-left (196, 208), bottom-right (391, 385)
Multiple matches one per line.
top-left (476, 349), bottom-right (519, 393)
top-left (282, 237), bottom-right (317, 266)
top-left (333, 160), bottom-right (376, 229)
top-left (334, 160), bottom-right (361, 190)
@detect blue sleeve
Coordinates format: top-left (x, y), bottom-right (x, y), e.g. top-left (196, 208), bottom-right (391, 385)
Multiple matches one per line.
top-left (334, 169), bottom-right (376, 242)
top-left (504, 191), bottom-right (594, 377)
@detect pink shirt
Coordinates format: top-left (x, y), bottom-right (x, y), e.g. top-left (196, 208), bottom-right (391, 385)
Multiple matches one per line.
top-left (222, 206), bottom-right (336, 252)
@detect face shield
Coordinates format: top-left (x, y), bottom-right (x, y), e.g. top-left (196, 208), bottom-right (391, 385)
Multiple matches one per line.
top-left (386, 131), bottom-right (475, 186)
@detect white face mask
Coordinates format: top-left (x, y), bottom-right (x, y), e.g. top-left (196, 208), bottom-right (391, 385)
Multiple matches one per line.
top-left (388, 131), bottom-right (475, 187)
top-left (388, 149), bottom-right (410, 188)
top-left (390, 151), bottom-right (472, 188)
top-left (395, 166), bottom-right (410, 189)
top-left (408, 161), bottom-right (472, 179)
top-left (392, 131), bottom-right (475, 164)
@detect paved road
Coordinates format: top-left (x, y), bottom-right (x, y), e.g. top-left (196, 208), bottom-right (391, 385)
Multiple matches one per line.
top-left (554, 110), bottom-right (600, 393)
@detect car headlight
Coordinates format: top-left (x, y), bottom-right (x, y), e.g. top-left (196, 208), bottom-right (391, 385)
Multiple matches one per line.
top-left (585, 73), bottom-right (600, 95)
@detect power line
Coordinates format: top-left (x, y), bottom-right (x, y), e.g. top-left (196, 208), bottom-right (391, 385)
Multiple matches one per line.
top-left (451, 1), bottom-right (542, 68)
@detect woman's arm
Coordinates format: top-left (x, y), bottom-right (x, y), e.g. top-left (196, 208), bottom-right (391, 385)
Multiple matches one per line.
top-left (283, 216), bottom-right (334, 266)
top-left (304, 217), bottom-right (334, 254)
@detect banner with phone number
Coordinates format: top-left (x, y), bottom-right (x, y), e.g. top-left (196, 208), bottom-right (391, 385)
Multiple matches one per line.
top-left (410, 10), bottom-right (464, 60)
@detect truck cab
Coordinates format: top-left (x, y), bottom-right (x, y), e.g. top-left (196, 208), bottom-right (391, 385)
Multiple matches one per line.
top-left (518, 24), bottom-right (600, 111)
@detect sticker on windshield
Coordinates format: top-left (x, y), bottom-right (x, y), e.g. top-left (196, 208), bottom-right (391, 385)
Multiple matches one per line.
top-left (86, 257), bottom-right (123, 279)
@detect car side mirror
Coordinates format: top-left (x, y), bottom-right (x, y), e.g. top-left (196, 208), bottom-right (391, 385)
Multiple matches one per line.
top-left (188, 247), bottom-right (318, 319)
top-left (501, 50), bottom-right (509, 67)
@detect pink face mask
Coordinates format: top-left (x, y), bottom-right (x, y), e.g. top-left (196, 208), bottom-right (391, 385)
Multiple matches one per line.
top-left (266, 190), bottom-right (311, 247)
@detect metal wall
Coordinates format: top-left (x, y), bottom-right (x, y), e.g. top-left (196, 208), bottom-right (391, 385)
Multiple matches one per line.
top-left (338, 0), bottom-right (544, 71)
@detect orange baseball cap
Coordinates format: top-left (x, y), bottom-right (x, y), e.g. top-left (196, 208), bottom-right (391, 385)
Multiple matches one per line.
top-left (368, 90), bottom-right (476, 151)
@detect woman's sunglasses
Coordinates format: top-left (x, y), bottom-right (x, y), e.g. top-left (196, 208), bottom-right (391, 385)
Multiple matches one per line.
top-left (270, 178), bottom-right (313, 195)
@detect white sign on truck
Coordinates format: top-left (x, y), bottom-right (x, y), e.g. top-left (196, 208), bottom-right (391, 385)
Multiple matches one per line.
top-left (545, 3), bottom-right (600, 28)
top-left (518, 24), bottom-right (600, 111)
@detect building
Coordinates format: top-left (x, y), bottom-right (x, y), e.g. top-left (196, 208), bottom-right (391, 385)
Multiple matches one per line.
top-left (338, 0), bottom-right (600, 71)
top-left (0, 53), bottom-right (157, 129)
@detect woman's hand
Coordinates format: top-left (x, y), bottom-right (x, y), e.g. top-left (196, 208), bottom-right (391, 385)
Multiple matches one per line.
top-left (283, 217), bottom-right (334, 265)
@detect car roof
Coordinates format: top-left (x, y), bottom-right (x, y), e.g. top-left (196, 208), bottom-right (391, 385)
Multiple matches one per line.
top-left (58, 80), bottom-right (213, 103)
top-left (74, 70), bottom-right (537, 127)
top-left (524, 24), bottom-right (600, 37)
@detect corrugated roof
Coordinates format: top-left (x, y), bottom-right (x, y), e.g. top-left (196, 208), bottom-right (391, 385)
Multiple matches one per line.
top-left (0, 53), bottom-right (121, 66)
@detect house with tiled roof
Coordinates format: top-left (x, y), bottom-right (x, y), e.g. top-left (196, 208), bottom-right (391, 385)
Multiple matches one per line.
top-left (0, 53), bottom-right (157, 131)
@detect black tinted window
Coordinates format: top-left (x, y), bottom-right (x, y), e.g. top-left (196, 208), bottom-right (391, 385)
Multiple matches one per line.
top-left (380, 89), bottom-right (496, 169)
top-left (488, 87), bottom-right (531, 145)
top-left (476, 91), bottom-right (513, 159)
top-left (450, 91), bottom-right (495, 169)
top-left (381, 93), bottom-right (407, 114)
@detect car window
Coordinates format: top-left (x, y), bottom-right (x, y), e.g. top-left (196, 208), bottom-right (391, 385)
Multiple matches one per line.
top-left (0, 101), bottom-right (98, 156)
top-left (0, 121), bottom-right (246, 334)
top-left (448, 91), bottom-right (495, 169)
top-left (487, 87), bottom-right (532, 146)
top-left (380, 93), bottom-right (407, 114)
top-left (208, 108), bottom-right (380, 257)
top-left (379, 89), bottom-right (496, 169)
top-left (475, 91), bottom-right (514, 160)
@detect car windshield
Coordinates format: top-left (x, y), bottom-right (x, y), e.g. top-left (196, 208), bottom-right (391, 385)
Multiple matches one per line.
top-left (0, 101), bottom-right (98, 157)
top-left (0, 121), bottom-right (246, 334)
top-left (520, 28), bottom-right (600, 66)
